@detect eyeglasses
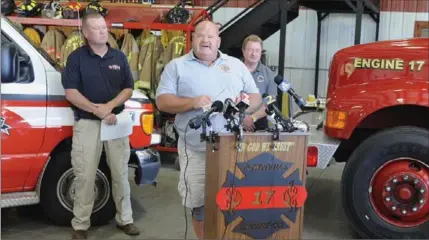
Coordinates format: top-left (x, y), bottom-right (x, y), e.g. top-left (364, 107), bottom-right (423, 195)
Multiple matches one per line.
top-left (245, 48), bottom-right (261, 54)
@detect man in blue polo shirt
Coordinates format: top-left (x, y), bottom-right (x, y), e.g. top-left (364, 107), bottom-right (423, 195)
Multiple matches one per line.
top-left (241, 34), bottom-right (278, 132)
top-left (156, 20), bottom-right (261, 239)
top-left (62, 13), bottom-right (139, 239)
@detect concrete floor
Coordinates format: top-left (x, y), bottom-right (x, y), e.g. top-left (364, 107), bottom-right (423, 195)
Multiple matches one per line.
top-left (1, 161), bottom-right (361, 239)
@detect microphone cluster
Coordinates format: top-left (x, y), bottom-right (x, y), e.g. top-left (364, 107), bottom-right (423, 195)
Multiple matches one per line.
top-left (187, 76), bottom-right (309, 143)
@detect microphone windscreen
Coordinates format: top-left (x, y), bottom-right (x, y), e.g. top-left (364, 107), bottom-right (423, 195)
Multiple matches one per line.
top-left (239, 92), bottom-right (250, 105)
top-left (211, 100), bottom-right (224, 112)
top-left (274, 75), bottom-right (283, 85)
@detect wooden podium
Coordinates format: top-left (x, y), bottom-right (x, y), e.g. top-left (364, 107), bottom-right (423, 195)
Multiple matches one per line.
top-left (204, 132), bottom-right (309, 240)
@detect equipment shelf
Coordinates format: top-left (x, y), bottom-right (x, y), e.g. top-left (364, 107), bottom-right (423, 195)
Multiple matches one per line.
top-left (8, 2), bottom-right (209, 52)
top-left (7, 2), bottom-right (211, 154)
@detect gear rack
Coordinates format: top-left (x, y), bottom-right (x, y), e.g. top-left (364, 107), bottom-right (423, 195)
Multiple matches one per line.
top-left (8, 1), bottom-right (209, 52)
top-left (6, 1), bottom-right (211, 160)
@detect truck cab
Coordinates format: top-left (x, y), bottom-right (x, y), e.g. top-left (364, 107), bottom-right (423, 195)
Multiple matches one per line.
top-left (307, 38), bottom-right (429, 239)
top-left (1, 15), bottom-right (161, 226)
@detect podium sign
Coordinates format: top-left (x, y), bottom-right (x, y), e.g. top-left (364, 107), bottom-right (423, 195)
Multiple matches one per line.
top-left (204, 132), bottom-right (309, 240)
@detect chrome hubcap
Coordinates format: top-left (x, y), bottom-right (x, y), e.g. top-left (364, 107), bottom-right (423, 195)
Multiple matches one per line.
top-left (57, 168), bottom-right (110, 213)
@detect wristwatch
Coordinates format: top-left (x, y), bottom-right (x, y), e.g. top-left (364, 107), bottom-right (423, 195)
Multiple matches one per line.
top-left (251, 115), bottom-right (257, 122)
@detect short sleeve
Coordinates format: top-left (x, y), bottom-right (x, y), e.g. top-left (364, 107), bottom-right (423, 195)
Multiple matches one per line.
top-left (155, 60), bottom-right (178, 98)
top-left (62, 52), bottom-right (81, 89)
top-left (121, 51), bottom-right (134, 90)
top-left (266, 67), bottom-right (278, 97)
top-left (240, 61), bottom-right (260, 94)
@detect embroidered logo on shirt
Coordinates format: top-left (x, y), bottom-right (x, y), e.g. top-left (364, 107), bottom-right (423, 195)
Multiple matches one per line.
top-left (220, 64), bottom-right (230, 73)
top-left (257, 74), bottom-right (265, 82)
top-left (109, 64), bottom-right (121, 71)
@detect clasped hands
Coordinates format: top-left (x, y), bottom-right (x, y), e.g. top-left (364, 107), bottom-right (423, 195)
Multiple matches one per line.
top-left (93, 103), bottom-right (117, 125)
top-left (192, 95), bottom-right (255, 132)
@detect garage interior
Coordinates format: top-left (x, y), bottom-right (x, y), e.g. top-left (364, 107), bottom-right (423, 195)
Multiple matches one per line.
top-left (2, 163), bottom-right (354, 239)
top-left (1, 0), bottom-right (428, 239)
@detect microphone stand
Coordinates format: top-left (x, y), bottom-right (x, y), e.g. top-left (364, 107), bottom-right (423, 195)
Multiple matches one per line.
top-left (266, 108), bottom-right (296, 140)
top-left (206, 117), bottom-right (219, 152)
top-left (277, 115), bottom-right (296, 133)
top-left (200, 116), bottom-right (207, 143)
top-left (266, 109), bottom-right (280, 141)
top-left (195, 114), bottom-right (219, 152)
top-left (237, 108), bottom-right (246, 152)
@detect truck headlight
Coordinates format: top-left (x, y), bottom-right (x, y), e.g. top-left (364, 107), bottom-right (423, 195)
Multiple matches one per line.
top-left (140, 113), bottom-right (154, 135)
top-left (326, 110), bottom-right (347, 129)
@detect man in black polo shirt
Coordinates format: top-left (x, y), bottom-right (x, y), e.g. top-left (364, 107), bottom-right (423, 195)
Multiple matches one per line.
top-left (62, 13), bottom-right (139, 239)
top-left (241, 34), bottom-right (278, 131)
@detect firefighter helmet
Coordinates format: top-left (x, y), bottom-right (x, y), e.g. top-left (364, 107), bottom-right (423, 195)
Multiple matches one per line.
top-left (41, 0), bottom-right (61, 18)
top-left (16, 0), bottom-right (42, 17)
top-left (84, 1), bottom-right (108, 17)
top-left (61, 2), bottom-right (82, 19)
top-left (166, 6), bottom-right (189, 24)
top-left (1, 0), bottom-right (16, 16)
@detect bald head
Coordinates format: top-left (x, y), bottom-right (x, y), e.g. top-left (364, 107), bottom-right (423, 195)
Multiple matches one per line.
top-left (194, 20), bottom-right (219, 35)
top-left (192, 20), bottom-right (221, 63)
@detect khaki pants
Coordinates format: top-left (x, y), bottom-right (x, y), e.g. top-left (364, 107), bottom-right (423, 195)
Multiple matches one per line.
top-left (71, 119), bottom-right (133, 230)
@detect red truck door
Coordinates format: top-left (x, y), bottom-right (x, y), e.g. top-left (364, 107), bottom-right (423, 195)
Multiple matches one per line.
top-left (1, 30), bottom-right (47, 192)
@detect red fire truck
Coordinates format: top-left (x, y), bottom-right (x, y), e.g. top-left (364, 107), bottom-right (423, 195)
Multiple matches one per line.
top-left (306, 37), bottom-right (429, 238)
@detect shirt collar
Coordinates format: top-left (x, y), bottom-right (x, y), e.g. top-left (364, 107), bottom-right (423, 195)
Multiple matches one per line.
top-left (86, 42), bottom-right (114, 59)
top-left (255, 62), bottom-right (264, 72)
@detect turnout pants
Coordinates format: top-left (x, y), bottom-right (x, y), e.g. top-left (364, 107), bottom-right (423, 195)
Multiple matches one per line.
top-left (71, 119), bottom-right (133, 230)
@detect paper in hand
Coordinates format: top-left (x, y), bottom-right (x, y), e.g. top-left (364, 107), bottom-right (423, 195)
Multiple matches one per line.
top-left (100, 111), bottom-right (133, 141)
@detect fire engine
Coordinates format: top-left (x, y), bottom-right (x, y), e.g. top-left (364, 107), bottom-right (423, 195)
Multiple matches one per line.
top-left (1, 16), bottom-right (161, 226)
top-left (305, 37), bottom-right (429, 238)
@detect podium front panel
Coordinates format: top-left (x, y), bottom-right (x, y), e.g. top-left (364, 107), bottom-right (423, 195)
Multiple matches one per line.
top-left (204, 132), bottom-right (309, 240)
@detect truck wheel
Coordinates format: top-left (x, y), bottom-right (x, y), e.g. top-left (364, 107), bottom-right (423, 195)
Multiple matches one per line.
top-left (40, 150), bottom-right (116, 226)
top-left (342, 126), bottom-right (429, 239)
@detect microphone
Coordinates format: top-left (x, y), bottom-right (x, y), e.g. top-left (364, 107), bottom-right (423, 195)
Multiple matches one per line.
top-left (262, 93), bottom-right (296, 132)
top-left (235, 92), bottom-right (250, 127)
top-left (235, 92), bottom-right (250, 111)
top-left (223, 98), bottom-right (239, 119)
top-left (222, 98), bottom-right (240, 132)
top-left (263, 94), bottom-right (283, 119)
top-left (203, 100), bottom-right (224, 119)
top-left (274, 75), bottom-right (306, 110)
top-left (188, 100), bottom-right (224, 129)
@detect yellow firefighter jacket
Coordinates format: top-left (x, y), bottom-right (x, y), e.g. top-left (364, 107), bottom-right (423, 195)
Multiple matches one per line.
top-left (154, 34), bottom-right (186, 94)
top-left (135, 32), bottom-right (163, 98)
top-left (60, 31), bottom-right (86, 67)
top-left (41, 29), bottom-right (66, 63)
top-left (120, 33), bottom-right (139, 80)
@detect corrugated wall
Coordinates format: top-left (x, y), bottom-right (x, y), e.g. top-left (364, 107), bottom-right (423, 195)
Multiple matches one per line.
top-left (380, 0), bottom-right (429, 12)
top-left (213, 9), bottom-right (378, 97)
top-left (210, 0), bottom-right (429, 97)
